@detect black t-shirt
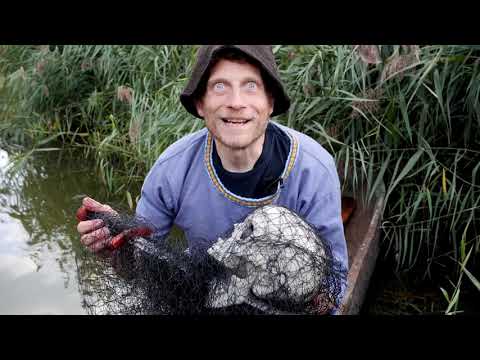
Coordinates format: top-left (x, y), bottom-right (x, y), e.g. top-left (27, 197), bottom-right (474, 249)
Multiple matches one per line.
top-left (212, 122), bottom-right (291, 199)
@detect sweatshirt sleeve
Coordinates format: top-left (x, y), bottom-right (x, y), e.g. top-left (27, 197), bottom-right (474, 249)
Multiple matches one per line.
top-left (135, 161), bottom-right (175, 242)
top-left (295, 155), bottom-right (348, 311)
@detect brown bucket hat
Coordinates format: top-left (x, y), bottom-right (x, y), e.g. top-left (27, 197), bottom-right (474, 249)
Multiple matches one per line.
top-left (180, 45), bottom-right (291, 119)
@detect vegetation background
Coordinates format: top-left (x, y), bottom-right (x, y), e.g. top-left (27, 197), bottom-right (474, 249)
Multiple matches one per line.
top-left (1, 45), bottom-right (479, 314)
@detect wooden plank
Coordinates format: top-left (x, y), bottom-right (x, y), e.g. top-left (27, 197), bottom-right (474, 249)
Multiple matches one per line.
top-left (338, 183), bottom-right (385, 314)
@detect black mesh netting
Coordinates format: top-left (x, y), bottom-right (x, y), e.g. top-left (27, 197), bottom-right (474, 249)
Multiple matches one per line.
top-left (76, 205), bottom-right (347, 315)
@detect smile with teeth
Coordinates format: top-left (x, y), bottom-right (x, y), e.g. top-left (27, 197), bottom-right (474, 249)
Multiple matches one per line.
top-left (222, 118), bottom-right (251, 125)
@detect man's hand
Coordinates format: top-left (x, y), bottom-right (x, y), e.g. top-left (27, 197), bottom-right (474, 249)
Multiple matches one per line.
top-left (76, 197), bottom-right (117, 253)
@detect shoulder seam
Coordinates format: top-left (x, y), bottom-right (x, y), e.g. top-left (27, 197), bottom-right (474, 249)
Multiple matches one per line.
top-left (155, 130), bottom-right (207, 166)
top-left (281, 127), bottom-right (337, 184)
top-left (301, 146), bottom-right (337, 181)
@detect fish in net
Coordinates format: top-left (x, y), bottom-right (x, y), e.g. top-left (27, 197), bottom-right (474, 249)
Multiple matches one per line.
top-left (75, 204), bottom-right (347, 315)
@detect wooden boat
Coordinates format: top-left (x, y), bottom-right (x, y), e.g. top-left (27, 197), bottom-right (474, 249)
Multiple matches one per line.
top-left (338, 183), bottom-right (386, 315)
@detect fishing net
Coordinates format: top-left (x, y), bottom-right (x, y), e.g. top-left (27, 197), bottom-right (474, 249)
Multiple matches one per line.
top-left (76, 205), bottom-right (346, 315)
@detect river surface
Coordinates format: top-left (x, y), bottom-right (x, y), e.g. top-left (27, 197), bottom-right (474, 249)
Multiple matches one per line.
top-left (0, 148), bottom-right (109, 314)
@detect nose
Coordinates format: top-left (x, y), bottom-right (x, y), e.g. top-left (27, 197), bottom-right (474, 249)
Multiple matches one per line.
top-left (226, 87), bottom-right (247, 110)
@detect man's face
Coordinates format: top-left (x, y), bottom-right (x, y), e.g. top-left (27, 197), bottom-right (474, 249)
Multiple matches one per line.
top-left (195, 59), bottom-right (274, 150)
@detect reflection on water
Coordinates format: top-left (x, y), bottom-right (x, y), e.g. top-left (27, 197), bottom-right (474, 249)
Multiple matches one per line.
top-left (0, 148), bottom-right (109, 314)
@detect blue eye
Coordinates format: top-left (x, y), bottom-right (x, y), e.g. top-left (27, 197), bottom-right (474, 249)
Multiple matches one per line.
top-left (247, 82), bottom-right (257, 90)
top-left (214, 83), bottom-right (225, 91)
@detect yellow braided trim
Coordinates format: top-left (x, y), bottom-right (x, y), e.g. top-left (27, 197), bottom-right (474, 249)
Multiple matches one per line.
top-left (204, 131), bottom-right (298, 208)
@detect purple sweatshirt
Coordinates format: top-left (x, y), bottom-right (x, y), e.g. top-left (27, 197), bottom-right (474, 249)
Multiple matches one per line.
top-left (136, 121), bottom-right (348, 307)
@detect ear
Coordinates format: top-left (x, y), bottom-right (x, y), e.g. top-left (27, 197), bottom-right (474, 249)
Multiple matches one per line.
top-left (195, 98), bottom-right (205, 118)
top-left (267, 93), bottom-right (274, 116)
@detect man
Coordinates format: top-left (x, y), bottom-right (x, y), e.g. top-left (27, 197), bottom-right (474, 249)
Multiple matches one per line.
top-left (77, 45), bottom-right (348, 311)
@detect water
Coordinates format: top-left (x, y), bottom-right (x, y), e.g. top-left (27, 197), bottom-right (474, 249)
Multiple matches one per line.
top-left (1, 148), bottom-right (476, 315)
top-left (0, 148), bottom-right (109, 314)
